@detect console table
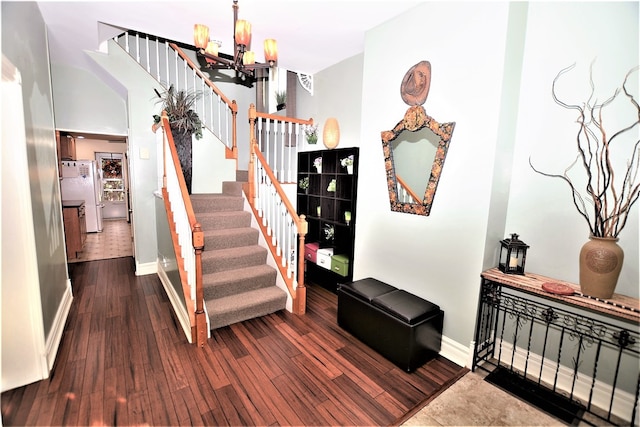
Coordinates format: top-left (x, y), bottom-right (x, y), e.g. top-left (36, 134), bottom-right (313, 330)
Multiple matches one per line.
top-left (473, 268), bottom-right (639, 426)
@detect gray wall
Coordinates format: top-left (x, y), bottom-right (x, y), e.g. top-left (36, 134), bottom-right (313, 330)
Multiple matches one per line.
top-left (1, 1), bottom-right (69, 341)
top-left (301, 1), bottom-right (639, 354)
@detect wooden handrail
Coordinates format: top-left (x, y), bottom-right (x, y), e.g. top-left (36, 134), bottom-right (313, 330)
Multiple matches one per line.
top-left (169, 43), bottom-right (236, 109)
top-left (396, 174), bottom-right (422, 203)
top-left (168, 42), bottom-right (238, 161)
top-left (160, 111), bottom-right (207, 346)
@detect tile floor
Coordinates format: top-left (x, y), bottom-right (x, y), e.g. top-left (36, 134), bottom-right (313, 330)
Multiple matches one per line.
top-left (68, 218), bottom-right (133, 263)
top-left (403, 370), bottom-right (565, 426)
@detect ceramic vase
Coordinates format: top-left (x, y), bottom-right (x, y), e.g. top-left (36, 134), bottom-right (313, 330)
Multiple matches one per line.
top-left (347, 165), bottom-right (353, 174)
top-left (579, 236), bottom-right (623, 299)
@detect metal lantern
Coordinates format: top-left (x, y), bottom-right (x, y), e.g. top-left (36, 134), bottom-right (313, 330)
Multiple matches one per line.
top-left (498, 233), bottom-right (529, 275)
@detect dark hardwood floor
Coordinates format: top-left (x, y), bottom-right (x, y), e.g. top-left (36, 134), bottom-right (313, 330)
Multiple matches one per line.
top-left (2, 257), bottom-right (466, 426)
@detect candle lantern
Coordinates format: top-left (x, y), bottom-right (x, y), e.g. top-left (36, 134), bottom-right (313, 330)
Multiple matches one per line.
top-left (498, 233), bottom-right (529, 275)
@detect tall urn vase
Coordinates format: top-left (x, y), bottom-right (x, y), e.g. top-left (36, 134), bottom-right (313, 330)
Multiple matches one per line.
top-left (579, 236), bottom-right (624, 299)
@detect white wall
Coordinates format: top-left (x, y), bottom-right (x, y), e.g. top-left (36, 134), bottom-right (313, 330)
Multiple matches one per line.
top-left (51, 64), bottom-right (129, 136)
top-left (306, 1), bottom-right (638, 354)
top-left (506, 2), bottom-right (639, 298)
top-left (2, 1), bottom-right (73, 390)
top-left (356, 2), bottom-right (511, 347)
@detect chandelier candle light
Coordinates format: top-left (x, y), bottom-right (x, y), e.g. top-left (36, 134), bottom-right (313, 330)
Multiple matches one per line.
top-left (193, 0), bottom-right (277, 79)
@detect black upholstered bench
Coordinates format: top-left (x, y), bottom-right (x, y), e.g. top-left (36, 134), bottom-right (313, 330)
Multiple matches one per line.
top-left (337, 277), bottom-right (443, 372)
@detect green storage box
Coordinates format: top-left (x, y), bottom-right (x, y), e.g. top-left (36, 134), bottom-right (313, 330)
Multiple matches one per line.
top-left (331, 254), bottom-right (350, 277)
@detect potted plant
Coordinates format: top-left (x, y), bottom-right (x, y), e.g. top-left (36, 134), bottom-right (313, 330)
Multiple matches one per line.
top-left (341, 154), bottom-right (354, 174)
top-left (153, 85), bottom-right (203, 194)
top-left (313, 156), bottom-right (322, 173)
top-left (275, 90), bottom-right (287, 111)
top-left (304, 124), bottom-right (318, 144)
top-left (298, 177), bottom-right (309, 193)
top-left (529, 64), bottom-right (640, 299)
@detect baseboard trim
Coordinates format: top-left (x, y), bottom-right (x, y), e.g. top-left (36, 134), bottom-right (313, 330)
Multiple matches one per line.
top-left (135, 260), bottom-right (157, 276)
top-left (45, 280), bottom-right (73, 371)
top-left (156, 261), bottom-right (193, 343)
top-left (439, 335), bottom-right (470, 368)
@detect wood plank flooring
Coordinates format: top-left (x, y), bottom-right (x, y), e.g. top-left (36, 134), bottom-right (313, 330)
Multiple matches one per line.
top-left (2, 257), bottom-right (467, 426)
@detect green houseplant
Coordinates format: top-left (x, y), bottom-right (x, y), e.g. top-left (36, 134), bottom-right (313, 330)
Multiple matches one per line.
top-left (530, 64), bottom-right (640, 298)
top-left (275, 90), bottom-right (286, 111)
top-left (154, 85), bottom-right (203, 194)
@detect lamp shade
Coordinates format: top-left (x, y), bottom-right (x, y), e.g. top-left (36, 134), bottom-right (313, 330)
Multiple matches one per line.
top-left (264, 39), bottom-right (278, 64)
top-left (235, 20), bottom-right (252, 46)
top-left (243, 51), bottom-right (255, 69)
top-left (323, 118), bottom-right (340, 149)
top-left (204, 41), bottom-right (219, 63)
top-left (194, 24), bottom-right (209, 49)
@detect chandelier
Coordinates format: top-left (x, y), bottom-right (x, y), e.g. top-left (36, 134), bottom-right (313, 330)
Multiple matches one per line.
top-left (193, 0), bottom-right (277, 80)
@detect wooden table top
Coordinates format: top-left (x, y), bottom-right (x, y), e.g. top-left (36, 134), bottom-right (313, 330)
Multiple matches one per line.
top-left (481, 268), bottom-right (639, 324)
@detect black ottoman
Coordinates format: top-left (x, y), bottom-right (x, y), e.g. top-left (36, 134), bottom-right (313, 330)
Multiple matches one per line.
top-left (337, 278), bottom-right (443, 372)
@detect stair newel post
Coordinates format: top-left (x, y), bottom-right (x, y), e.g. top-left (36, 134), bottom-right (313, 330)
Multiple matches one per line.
top-left (160, 111), bottom-right (169, 189)
top-left (192, 223), bottom-right (207, 347)
top-left (231, 100), bottom-right (238, 160)
top-left (248, 104), bottom-right (257, 204)
top-left (295, 215), bottom-right (308, 315)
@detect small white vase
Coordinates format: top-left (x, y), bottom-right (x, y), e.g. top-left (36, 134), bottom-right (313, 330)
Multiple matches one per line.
top-left (315, 166), bottom-right (322, 174)
top-left (347, 165), bottom-right (353, 174)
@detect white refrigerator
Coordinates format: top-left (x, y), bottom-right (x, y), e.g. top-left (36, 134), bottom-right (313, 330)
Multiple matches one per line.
top-left (60, 160), bottom-right (104, 232)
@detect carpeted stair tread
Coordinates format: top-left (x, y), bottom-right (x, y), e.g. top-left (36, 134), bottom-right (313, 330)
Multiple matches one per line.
top-left (203, 227), bottom-right (258, 250)
top-left (203, 264), bottom-right (277, 300)
top-left (196, 210), bottom-right (251, 230)
top-left (206, 286), bottom-right (287, 329)
top-left (190, 193), bottom-right (244, 213)
top-left (201, 245), bottom-right (267, 274)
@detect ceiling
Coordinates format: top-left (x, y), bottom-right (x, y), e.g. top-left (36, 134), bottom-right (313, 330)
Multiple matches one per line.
top-left (37, 0), bottom-right (425, 76)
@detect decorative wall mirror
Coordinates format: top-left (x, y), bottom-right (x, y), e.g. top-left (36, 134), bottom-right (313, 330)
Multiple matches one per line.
top-left (381, 61), bottom-right (455, 216)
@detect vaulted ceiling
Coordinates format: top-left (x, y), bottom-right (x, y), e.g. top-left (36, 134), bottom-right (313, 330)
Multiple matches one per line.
top-left (37, 1), bottom-right (424, 76)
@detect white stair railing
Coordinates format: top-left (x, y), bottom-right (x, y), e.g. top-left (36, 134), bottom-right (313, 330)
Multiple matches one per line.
top-left (114, 31), bottom-right (237, 154)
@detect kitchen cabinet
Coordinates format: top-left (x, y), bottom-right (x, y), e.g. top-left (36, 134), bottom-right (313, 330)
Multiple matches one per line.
top-left (297, 148), bottom-right (359, 291)
top-left (59, 132), bottom-right (76, 160)
top-left (63, 200), bottom-right (86, 258)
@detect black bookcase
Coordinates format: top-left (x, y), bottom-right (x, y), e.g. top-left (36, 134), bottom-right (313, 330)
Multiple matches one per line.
top-left (297, 147), bottom-right (359, 291)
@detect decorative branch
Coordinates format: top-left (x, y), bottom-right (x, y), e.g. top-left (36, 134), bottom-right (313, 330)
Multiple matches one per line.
top-left (530, 63), bottom-right (640, 238)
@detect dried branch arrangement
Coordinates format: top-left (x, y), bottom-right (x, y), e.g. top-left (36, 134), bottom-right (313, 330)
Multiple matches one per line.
top-left (530, 63), bottom-right (640, 238)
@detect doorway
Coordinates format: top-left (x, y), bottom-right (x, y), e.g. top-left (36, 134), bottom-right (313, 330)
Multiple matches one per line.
top-left (95, 152), bottom-right (129, 221)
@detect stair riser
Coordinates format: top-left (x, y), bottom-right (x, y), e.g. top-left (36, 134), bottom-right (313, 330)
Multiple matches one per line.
top-left (192, 198), bottom-right (244, 213)
top-left (222, 181), bottom-right (243, 196)
top-left (198, 213), bottom-right (251, 230)
top-left (204, 230), bottom-right (259, 250)
top-left (201, 251), bottom-right (267, 274)
top-left (203, 270), bottom-right (277, 299)
top-left (206, 293), bottom-right (287, 329)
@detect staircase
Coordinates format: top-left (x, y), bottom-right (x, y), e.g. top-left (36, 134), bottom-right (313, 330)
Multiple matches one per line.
top-left (191, 176), bottom-right (287, 329)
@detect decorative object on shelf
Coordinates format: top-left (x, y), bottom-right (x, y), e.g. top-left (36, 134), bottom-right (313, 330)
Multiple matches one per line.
top-left (498, 233), bottom-right (529, 275)
top-left (298, 177), bottom-right (309, 193)
top-left (529, 63), bottom-right (639, 299)
top-left (193, 0), bottom-right (277, 82)
top-left (153, 85), bottom-right (203, 194)
top-left (316, 206), bottom-right (321, 216)
top-left (314, 156), bottom-right (322, 173)
top-left (323, 117), bottom-right (340, 149)
top-left (327, 179), bottom-right (336, 192)
top-left (401, 60), bottom-right (431, 106)
top-left (344, 211), bottom-right (351, 225)
top-left (579, 237), bottom-right (624, 299)
top-left (541, 282), bottom-right (575, 296)
top-left (275, 90), bottom-right (286, 111)
top-left (341, 154), bottom-right (354, 174)
top-left (304, 124), bottom-right (318, 144)
top-left (324, 224), bottom-right (335, 242)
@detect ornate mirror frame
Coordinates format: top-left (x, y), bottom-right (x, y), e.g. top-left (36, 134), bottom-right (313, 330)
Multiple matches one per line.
top-left (381, 105), bottom-right (455, 216)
